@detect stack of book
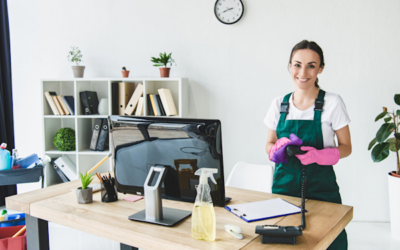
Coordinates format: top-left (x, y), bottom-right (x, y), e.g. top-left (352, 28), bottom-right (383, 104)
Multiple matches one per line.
top-left (89, 118), bottom-right (109, 151)
top-left (44, 91), bottom-right (74, 115)
top-left (111, 82), bottom-right (177, 116)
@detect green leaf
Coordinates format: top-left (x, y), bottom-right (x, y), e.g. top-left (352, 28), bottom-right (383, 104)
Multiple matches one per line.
top-left (384, 117), bottom-right (392, 123)
top-left (375, 112), bottom-right (388, 122)
top-left (386, 137), bottom-right (400, 152)
top-left (397, 110), bottom-right (400, 116)
top-left (376, 123), bottom-right (396, 143)
top-left (368, 138), bottom-right (377, 150)
top-left (395, 133), bottom-right (400, 140)
top-left (371, 143), bottom-right (390, 162)
top-left (395, 94), bottom-right (400, 106)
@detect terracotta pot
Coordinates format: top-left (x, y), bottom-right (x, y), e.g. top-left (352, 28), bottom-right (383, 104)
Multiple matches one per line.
top-left (121, 70), bottom-right (130, 78)
top-left (159, 68), bottom-right (170, 78)
top-left (390, 171), bottom-right (400, 178)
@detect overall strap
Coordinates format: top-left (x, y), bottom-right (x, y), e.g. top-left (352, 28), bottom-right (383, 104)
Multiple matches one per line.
top-left (314, 89), bottom-right (325, 149)
top-left (279, 92), bottom-right (292, 123)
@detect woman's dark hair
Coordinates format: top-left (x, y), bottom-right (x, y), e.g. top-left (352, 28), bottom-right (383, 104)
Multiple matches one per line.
top-left (288, 40), bottom-right (325, 88)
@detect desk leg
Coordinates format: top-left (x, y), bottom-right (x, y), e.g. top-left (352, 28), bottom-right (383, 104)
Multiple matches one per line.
top-left (120, 243), bottom-right (138, 250)
top-left (26, 214), bottom-right (49, 250)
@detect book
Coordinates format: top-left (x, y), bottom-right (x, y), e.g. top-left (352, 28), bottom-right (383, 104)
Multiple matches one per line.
top-left (149, 94), bottom-right (159, 116)
top-left (158, 88), bottom-right (177, 116)
top-left (57, 95), bottom-right (70, 115)
top-left (156, 94), bottom-right (166, 116)
top-left (124, 83), bottom-right (143, 115)
top-left (96, 119), bottom-right (109, 151)
top-left (118, 82), bottom-right (135, 115)
top-left (52, 96), bottom-right (65, 115)
top-left (54, 156), bottom-right (77, 181)
top-left (147, 94), bottom-right (154, 116)
top-left (80, 91), bottom-right (99, 115)
top-left (135, 97), bottom-right (144, 116)
top-left (44, 91), bottom-right (60, 115)
top-left (62, 96), bottom-right (75, 115)
top-left (111, 82), bottom-right (119, 115)
top-left (90, 118), bottom-right (103, 151)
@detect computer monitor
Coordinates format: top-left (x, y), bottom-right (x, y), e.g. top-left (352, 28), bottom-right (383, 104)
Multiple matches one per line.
top-left (109, 115), bottom-right (227, 207)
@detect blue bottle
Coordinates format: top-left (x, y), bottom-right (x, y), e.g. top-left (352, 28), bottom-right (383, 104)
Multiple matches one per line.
top-left (0, 143), bottom-right (11, 171)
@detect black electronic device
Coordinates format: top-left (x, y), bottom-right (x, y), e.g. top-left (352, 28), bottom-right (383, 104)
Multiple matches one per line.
top-left (109, 115), bottom-right (227, 207)
top-left (255, 165), bottom-right (308, 245)
top-left (285, 145), bottom-right (307, 157)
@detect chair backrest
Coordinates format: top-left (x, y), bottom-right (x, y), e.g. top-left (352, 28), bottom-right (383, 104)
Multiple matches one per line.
top-left (225, 161), bottom-right (274, 193)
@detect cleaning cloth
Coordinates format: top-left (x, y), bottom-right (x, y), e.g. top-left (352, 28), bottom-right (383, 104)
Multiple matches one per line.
top-left (272, 134), bottom-right (303, 164)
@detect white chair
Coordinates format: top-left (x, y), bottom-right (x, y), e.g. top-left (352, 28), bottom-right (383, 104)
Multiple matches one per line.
top-left (225, 161), bottom-right (274, 193)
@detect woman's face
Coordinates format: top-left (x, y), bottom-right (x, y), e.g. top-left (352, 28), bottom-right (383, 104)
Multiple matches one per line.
top-left (290, 49), bottom-right (324, 89)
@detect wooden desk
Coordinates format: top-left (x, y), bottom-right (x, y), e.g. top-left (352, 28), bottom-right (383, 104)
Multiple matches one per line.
top-left (6, 182), bottom-right (353, 250)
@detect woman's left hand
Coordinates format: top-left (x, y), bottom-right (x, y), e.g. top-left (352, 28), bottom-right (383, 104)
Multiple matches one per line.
top-left (295, 146), bottom-right (340, 166)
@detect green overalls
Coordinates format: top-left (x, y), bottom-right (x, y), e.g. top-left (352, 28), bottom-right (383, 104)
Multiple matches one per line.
top-left (272, 90), bottom-right (347, 250)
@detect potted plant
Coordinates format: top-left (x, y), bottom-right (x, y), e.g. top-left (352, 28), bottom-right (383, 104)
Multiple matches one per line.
top-left (68, 46), bottom-right (85, 78)
top-left (53, 128), bottom-right (75, 151)
top-left (368, 94), bottom-right (400, 239)
top-left (76, 172), bottom-right (94, 204)
top-left (121, 67), bottom-right (130, 78)
top-left (151, 52), bottom-right (176, 78)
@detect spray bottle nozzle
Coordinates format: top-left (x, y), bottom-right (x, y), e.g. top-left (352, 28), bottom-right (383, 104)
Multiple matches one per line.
top-left (195, 168), bottom-right (218, 185)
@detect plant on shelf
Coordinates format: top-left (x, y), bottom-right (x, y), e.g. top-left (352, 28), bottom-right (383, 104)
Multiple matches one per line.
top-left (368, 94), bottom-right (400, 240)
top-left (68, 46), bottom-right (85, 78)
top-left (151, 52), bottom-right (176, 78)
top-left (76, 172), bottom-right (94, 204)
top-left (53, 128), bottom-right (75, 151)
top-left (121, 66), bottom-right (130, 78)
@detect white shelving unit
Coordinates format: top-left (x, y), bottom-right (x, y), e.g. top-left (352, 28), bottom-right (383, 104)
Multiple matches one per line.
top-left (41, 77), bottom-right (189, 187)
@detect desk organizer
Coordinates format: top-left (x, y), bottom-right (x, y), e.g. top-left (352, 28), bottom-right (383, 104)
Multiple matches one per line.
top-left (101, 183), bottom-right (118, 202)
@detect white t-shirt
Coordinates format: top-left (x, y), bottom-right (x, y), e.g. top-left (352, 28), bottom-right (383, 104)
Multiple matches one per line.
top-left (264, 92), bottom-right (351, 148)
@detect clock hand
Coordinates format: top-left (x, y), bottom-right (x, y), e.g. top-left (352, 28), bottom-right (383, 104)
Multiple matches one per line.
top-left (223, 7), bottom-right (234, 13)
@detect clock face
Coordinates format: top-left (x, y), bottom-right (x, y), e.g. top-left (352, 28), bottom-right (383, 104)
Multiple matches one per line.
top-left (214, 0), bottom-right (244, 25)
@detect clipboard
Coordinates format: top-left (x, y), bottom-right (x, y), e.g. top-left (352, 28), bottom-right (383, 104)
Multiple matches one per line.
top-left (225, 198), bottom-right (306, 223)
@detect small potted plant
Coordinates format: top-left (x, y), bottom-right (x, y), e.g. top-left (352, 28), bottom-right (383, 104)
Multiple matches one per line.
top-left (76, 172), bottom-right (94, 204)
top-left (368, 94), bottom-right (400, 239)
top-left (151, 52), bottom-right (176, 78)
top-left (53, 128), bottom-right (76, 151)
top-left (121, 67), bottom-right (130, 78)
top-left (68, 46), bottom-right (85, 78)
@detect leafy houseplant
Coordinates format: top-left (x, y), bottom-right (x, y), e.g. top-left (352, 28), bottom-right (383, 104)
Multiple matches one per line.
top-left (53, 128), bottom-right (75, 151)
top-left (68, 46), bottom-right (85, 78)
top-left (121, 66), bottom-right (129, 78)
top-left (368, 94), bottom-right (400, 240)
top-left (151, 52), bottom-right (176, 78)
top-left (76, 172), bottom-right (94, 204)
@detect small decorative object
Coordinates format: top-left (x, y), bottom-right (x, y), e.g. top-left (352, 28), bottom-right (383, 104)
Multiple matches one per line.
top-left (53, 127), bottom-right (76, 151)
top-left (151, 52), bottom-right (176, 78)
top-left (121, 67), bottom-right (130, 78)
top-left (368, 94), bottom-right (400, 239)
top-left (214, 0), bottom-right (244, 25)
top-left (76, 172), bottom-right (94, 204)
top-left (68, 46), bottom-right (85, 78)
top-left (98, 98), bottom-right (108, 115)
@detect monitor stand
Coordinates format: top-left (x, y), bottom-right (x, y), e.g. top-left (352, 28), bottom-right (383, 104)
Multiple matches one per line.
top-left (128, 166), bottom-right (192, 227)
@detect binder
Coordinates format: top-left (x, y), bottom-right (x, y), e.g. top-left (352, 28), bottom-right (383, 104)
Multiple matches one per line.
top-left (135, 97), bottom-right (144, 116)
top-left (62, 96), bottom-right (75, 115)
top-left (111, 82), bottom-right (119, 115)
top-left (96, 119), bottom-right (109, 151)
top-left (44, 91), bottom-right (60, 115)
top-left (118, 82), bottom-right (135, 115)
top-left (80, 91), bottom-right (99, 115)
top-left (124, 83), bottom-right (143, 115)
top-left (53, 163), bottom-right (70, 182)
top-left (225, 198), bottom-right (303, 223)
top-left (57, 95), bottom-right (70, 115)
top-left (90, 118), bottom-right (103, 151)
top-left (52, 96), bottom-right (65, 115)
top-left (54, 156), bottom-right (77, 181)
top-left (156, 94), bottom-right (166, 116)
top-left (158, 88), bottom-right (177, 116)
top-left (147, 94), bottom-right (154, 116)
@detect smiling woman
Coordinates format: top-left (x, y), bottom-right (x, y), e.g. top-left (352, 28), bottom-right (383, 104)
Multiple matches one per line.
top-left (264, 40), bottom-right (352, 250)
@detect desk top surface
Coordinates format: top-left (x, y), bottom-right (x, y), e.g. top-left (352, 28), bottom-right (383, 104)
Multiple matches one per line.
top-left (6, 181), bottom-right (353, 250)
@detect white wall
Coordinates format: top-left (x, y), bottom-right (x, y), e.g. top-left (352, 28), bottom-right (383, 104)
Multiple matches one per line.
top-left (7, 0), bottom-right (400, 222)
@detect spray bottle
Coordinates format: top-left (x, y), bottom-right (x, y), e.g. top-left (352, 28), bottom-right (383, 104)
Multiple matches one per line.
top-left (0, 143), bottom-right (10, 171)
top-left (191, 168), bottom-right (218, 241)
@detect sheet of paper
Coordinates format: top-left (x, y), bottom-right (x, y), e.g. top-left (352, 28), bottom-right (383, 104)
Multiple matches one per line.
top-left (226, 198), bottom-right (302, 222)
top-left (123, 195), bottom-right (143, 202)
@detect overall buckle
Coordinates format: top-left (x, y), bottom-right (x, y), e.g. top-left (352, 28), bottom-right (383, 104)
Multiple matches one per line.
top-left (280, 102), bottom-right (289, 113)
top-left (314, 100), bottom-right (324, 111)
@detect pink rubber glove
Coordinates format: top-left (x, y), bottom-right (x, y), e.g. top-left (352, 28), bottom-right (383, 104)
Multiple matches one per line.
top-left (269, 137), bottom-right (291, 162)
top-left (295, 146), bottom-right (340, 166)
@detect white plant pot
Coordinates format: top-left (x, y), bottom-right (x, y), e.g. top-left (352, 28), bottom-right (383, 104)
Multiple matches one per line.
top-left (388, 172), bottom-right (400, 240)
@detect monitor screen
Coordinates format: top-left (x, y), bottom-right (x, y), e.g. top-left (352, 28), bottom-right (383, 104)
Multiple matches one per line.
top-left (109, 116), bottom-right (226, 207)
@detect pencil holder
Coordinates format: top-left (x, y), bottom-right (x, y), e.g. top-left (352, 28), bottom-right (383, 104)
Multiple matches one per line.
top-left (101, 183), bottom-right (118, 202)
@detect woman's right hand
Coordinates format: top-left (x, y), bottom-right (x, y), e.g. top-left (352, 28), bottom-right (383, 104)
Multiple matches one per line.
top-left (269, 137), bottom-right (291, 162)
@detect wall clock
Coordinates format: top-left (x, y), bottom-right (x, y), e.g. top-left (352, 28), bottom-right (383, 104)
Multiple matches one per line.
top-left (214, 0), bottom-right (244, 25)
